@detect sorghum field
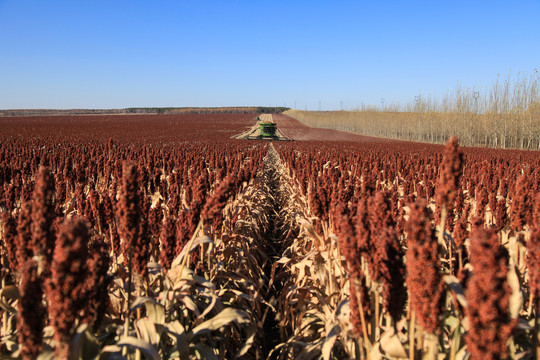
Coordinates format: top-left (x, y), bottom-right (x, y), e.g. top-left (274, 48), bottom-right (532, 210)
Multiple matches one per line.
top-left (0, 113), bottom-right (539, 360)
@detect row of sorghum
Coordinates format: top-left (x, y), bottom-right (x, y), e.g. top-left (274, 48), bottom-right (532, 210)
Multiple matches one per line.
top-left (275, 135), bottom-right (538, 359)
top-left (0, 138), bottom-right (264, 357)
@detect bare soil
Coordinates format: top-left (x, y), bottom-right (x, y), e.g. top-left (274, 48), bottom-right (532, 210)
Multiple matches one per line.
top-left (272, 114), bottom-right (391, 142)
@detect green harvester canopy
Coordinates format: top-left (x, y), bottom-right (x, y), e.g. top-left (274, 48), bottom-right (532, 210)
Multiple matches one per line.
top-left (258, 122), bottom-right (277, 137)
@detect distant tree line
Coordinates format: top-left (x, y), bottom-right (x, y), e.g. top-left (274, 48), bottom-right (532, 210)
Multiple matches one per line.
top-left (255, 106), bottom-right (290, 114)
top-left (285, 71), bottom-right (539, 150)
top-left (0, 106), bottom-right (290, 117)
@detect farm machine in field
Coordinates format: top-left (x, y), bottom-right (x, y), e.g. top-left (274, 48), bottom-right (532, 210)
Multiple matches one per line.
top-left (237, 114), bottom-right (292, 141)
top-left (257, 122), bottom-right (278, 138)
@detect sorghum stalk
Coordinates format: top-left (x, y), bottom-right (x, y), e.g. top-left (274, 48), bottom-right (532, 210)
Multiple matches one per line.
top-left (409, 309), bottom-right (416, 360)
top-left (333, 199), bottom-right (373, 359)
top-left (117, 162), bottom-right (141, 347)
top-left (527, 225), bottom-right (540, 358)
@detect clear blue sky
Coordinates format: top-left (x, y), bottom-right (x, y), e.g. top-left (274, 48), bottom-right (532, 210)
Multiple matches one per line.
top-left (1, 0), bottom-right (539, 110)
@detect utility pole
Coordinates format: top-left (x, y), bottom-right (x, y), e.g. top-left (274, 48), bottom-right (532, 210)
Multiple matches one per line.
top-left (340, 101), bottom-right (343, 110)
top-left (318, 100), bottom-right (321, 111)
top-left (381, 98), bottom-right (385, 111)
top-left (473, 91), bottom-right (480, 113)
top-left (414, 96), bottom-right (420, 111)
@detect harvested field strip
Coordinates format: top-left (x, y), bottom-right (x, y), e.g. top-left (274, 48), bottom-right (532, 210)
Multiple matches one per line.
top-left (266, 145), bottom-right (354, 359)
top-left (230, 144), bottom-right (307, 357)
top-left (232, 114), bottom-right (292, 141)
top-left (202, 143), bottom-right (329, 358)
top-left (258, 114), bottom-right (275, 123)
top-left (247, 144), bottom-right (350, 359)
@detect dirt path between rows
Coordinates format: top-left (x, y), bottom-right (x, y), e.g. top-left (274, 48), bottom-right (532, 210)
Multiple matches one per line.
top-left (257, 144), bottom-right (304, 359)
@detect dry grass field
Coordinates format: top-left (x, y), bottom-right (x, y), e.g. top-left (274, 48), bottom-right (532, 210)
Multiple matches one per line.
top-left (285, 72), bottom-right (540, 150)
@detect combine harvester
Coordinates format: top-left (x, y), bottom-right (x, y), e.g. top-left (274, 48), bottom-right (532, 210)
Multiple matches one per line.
top-left (234, 114), bottom-right (292, 141)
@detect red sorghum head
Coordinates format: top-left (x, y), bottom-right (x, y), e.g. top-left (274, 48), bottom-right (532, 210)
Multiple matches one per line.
top-left (81, 236), bottom-right (111, 329)
top-left (17, 259), bottom-right (45, 360)
top-left (405, 200), bottom-right (444, 333)
top-left (335, 206), bottom-right (369, 338)
top-left (46, 218), bottom-right (90, 358)
top-left (118, 162), bottom-right (141, 268)
top-left (533, 193), bottom-right (540, 226)
top-left (435, 136), bottom-right (463, 212)
top-left (1, 211), bottom-right (18, 272)
top-left (31, 166), bottom-right (56, 265)
top-left (366, 192), bottom-right (406, 320)
top-left (510, 176), bottom-right (531, 231)
top-left (527, 226), bottom-right (540, 305)
top-left (475, 186), bottom-right (488, 219)
top-left (453, 216), bottom-right (468, 250)
top-left (134, 196), bottom-right (150, 277)
top-left (465, 226), bottom-right (515, 360)
top-left (494, 198), bottom-right (508, 232)
top-left (201, 175), bottom-right (236, 230)
top-left (354, 197), bottom-right (371, 255)
top-left (376, 227), bottom-right (407, 321)
top-left (159, 215), bottom-right (177, 269)
top-left (16, 202), bottom-right (34, 267)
